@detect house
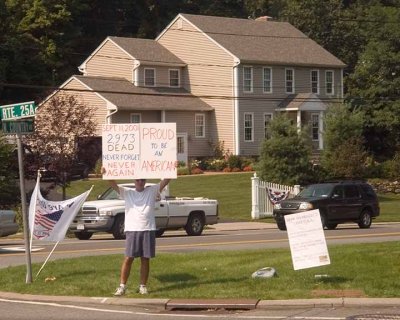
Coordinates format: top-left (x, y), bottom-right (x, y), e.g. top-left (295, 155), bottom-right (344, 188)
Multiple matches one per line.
top-left (45, 13), bottom-right (346, 164)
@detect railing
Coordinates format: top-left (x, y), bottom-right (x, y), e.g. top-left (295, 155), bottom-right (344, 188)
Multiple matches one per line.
top-left (251, 173), bottom-right (300, 219)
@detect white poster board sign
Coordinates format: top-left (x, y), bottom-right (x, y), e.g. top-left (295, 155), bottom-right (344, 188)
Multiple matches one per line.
top-left (102, 123), bottom-right (177, 179)
top-left (285, 209), bottom-right (330, 270)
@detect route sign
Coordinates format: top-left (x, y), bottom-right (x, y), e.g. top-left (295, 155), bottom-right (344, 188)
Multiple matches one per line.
top-left (0, 101), bottom-right (36, 120)
top-left (1, 120), bottom-right (34, 134)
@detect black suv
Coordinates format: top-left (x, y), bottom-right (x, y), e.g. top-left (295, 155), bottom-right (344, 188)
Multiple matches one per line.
top-left (273, 181), bottom-right (380, 231)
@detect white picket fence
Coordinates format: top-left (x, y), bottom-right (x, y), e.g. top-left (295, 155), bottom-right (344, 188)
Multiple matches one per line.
top-left (251, 173), bottom-right (301, 219)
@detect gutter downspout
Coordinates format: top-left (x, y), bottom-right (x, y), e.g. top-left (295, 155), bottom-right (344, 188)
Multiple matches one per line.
top-left (106, 108), bottom-right (118, 124)
top-left (233, 58), bottom-right (240, 155)
top-left (133, 60), bottom-right (141, 86)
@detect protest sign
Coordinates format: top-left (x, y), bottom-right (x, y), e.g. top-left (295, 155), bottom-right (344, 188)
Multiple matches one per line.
top-left (285, 209), bottom-right (330, 270)
top-left (102, 123), bottom-right (177, 179)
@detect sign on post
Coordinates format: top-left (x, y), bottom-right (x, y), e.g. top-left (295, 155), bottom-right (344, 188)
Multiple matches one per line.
top-left (102, 123), bottom-right (177, 179)
top-left (285, 209), bottom-right (330, 270)
top-left (0, 101), bottom-right (36, 121)
top-left (1, 120), bottom-right (34, 134)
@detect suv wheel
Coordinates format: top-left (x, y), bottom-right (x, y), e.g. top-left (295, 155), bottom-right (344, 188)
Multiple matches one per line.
top-left (358, 210), bottom-right (372, 229)
top-left (325, 223), bottom-right (338, 230)
top-left (276, 221), bottom-right (286, 231)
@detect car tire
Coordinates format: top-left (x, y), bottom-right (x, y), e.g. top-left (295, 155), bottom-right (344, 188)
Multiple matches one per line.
top-left (185, 212), bottom-right (205, 236)
top-left (155, 229), bottom-right (165, 237)
top-left (112, 214), bottom-right (126, 239)
top-left (74, 231), bottom-right (93, 240)
top-left (358, 210), bottom-right (372, 229)
top-left (325, 223), bottom-right (338, 230)
top-left (320, 214), bottom-right (327, 229)
top-left (276, 221), bottom-right (287, 231)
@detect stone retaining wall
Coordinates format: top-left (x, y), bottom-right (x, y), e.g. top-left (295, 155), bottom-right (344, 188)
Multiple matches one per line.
top-left (369, 180), bottom-right (400, 194)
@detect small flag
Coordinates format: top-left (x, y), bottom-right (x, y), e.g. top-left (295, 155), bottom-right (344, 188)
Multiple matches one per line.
top-left (267, 188), bottom-right (290, 205)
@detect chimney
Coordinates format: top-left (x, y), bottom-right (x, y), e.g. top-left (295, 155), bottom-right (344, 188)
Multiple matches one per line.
top-left (255, 16), bottom-right (273, 22)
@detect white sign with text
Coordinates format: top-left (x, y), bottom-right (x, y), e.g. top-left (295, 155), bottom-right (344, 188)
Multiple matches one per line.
top-left (102, 123), bottom-right (177, 179)
top-left (285, 209), bottom-right (330, 270)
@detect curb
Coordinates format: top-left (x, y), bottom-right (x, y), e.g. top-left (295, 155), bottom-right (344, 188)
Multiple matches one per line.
top-left (1, 291), bottom-right (400, 310)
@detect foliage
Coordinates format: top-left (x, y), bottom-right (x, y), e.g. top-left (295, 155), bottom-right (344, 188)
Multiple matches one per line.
top-left (257, 114), bottom-right (313, 185)
top-left (382, 152), bottom-right (400, 180)
top-left (346, 4), bottom-right (400, 160)
top-left (227, 154), bottom-right (242, 169)
top-left (321, 104), bottom-right (367, 179)
top-left (0, 133), bottom-right (19, 207)
top-left (24, 94), bottom-right (96, 198)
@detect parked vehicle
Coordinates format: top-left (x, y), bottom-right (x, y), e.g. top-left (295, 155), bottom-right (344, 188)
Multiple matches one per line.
top-left (273, 181), bottom-right (380, 231)
top-left (0, 210), bottom-right (19, 237)
top-left (70, 183), bottom-right (219, 240)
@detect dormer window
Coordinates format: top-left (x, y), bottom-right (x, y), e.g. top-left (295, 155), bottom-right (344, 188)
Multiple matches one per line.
top-left (169, 69), bottom-right (180, 87)
top-left (144, 68), bottom-right (155, 86)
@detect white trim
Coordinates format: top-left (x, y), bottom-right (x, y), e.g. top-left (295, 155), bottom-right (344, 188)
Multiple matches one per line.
top-left (319, 111), bottom-right (324, 149)
top-left (263, 112), bottom-right (273, 139)
top-left (325, 70), bottom-right (334, 95)
top-left (156, 14), bottom-right (240, 65)
top-left (144, 68), bottom-right (156, 87)
top-left (243, 66), bottom-right (253, 93)
top-left (311, 69), bottom-right (319, 94)
top-left (285, 68), bottom-right (295, 94)
top-left (130, 113), bottom-right (141, 123)
top-left (233, 64), bottom-right (240, 155)
top-left (194, 113), bottom-right (206, 138)
top-left (168, 68), bottom-right (180, 87)
top-left (244, 112), bottom-right (254, 142)
top-left (262, 67), bottom-right (273, 93)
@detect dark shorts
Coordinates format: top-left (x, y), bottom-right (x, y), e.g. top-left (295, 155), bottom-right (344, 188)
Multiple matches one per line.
top-left (125, 231), bottom-right (156, 258)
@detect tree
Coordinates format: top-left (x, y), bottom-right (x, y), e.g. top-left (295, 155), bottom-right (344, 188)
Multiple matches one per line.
top-left (0, 133), bottom-right (20, 208)
top-left (346, 4), bottom-right (400, 160)
top-left (25, 94), bottom-right (96, 199)
top-left (321, 103), bottom-right (368, 179)
top-left (257, 114), bottom-right (313, 185)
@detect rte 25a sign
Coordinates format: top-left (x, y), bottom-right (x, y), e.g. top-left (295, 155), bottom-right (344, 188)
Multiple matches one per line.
top-left (0, 101), bottom-right (36, 121)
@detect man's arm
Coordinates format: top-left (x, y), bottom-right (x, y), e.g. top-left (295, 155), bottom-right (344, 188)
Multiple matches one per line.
top-left (159, 179), bottom-right (171, 192)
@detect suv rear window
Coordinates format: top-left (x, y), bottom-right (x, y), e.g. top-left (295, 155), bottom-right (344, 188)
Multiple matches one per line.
top-left (360, 184), bottom-right (377, 200)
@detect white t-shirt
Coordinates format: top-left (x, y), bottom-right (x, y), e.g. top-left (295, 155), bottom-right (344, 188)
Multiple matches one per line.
top-left (119, 184), bottom-right (160, 231)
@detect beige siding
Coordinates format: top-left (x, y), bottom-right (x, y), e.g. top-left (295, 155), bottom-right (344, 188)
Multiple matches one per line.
top-left (165, 111), bottom-right (212, 157)
top-left (158, 17), bottom-right (235, 153)
top-left (85, 40), bottom-right (134, 80)
top-left (112, 110), bottom-right (161, 123)
top-left (63, 79), bottom-right (108, 136)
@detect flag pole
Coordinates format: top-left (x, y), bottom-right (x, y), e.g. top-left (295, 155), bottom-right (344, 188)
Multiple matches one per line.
top-left (35, 241), bottom-right (60, 279)
top-left (29, 172), bottom-right (40, 253)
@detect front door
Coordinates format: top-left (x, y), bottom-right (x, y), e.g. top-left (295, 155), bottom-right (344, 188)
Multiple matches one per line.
top-left (177, 133), bottom-right (188, 165)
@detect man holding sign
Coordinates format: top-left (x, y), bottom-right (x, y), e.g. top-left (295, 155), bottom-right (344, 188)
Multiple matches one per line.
top-left (101, 123), bottom-right (177, 296)
top-left (103, 172), bottom-right (170, 296)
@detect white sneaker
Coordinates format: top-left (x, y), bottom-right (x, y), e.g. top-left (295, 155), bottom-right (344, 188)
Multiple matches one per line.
top-left (114, 285), bottom-right (126, 296)
top-left (139, 285), bottom-right (148, 295)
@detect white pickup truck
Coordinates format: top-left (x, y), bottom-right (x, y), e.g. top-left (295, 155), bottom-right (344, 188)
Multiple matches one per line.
top-left (70, 183), bottom-right (219, 240)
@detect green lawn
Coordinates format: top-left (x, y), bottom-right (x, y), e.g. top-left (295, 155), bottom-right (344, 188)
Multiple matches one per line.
top-left (66, 173), bottom-right (399, 222)
top-left (1, 242), bottom-right (399, 299)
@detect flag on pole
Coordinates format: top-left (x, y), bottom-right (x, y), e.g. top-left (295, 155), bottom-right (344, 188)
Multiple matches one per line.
top-left (28, 176), bottom-right (92, 242)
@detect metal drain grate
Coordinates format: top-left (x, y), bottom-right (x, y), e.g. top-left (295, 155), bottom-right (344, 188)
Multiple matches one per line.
top-left (347, 314), bottom-right (400, 320)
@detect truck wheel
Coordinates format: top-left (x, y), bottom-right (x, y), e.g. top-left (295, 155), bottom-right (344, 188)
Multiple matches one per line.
top-left (185, 212), bottom-right (204, 236)
top-left (155, 229), bottom-right (165, 237)
top-left (74, 231), bottom-right (93, 240)
top-left (112, 214), bottom-right (126, 240)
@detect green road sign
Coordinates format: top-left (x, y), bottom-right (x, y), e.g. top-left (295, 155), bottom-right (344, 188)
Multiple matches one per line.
top-left (0, 101), bottom-right (36, 120)
top-left (1, 120), bottom-right (34, 134)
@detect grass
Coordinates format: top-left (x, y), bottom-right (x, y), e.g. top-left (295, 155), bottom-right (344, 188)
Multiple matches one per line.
top-left (66, 172), bottom-right (400, 222)
top-left (1, 242), bottom-right (399, 299)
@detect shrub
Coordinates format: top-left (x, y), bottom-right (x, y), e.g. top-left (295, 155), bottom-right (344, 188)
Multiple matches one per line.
top-left (177, 167), bottom-right (190, 175)
top-left (206, 158), bottom-right (227, 171)
top-left (191, 168), bottom-right (204, 175)
top-left (382, 152), bottom-right (400, 180)
top-left (243, 165), bottom-right (253, 172)
top-left (227, 155), bottom-right (242, 169)
top-left (231, 167), bottom-right (241, 172)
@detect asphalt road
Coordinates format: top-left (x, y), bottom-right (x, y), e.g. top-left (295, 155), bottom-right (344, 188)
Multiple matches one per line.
top-left (1, 222), bottom-right (400, 268)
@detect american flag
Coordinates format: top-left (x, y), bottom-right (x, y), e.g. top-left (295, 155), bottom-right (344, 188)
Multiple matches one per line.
top-left (267, 188), bottom-right (290, 205)
top-left (34, 209), bottom-right (64, 230)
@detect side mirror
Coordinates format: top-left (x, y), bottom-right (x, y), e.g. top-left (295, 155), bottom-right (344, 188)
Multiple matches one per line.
top-left (97, 194), bottom-right (102, 200)
top-left (332, 193), bottom-right (340, 199)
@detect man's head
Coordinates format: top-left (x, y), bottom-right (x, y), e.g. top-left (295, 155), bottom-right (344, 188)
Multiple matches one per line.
top-left (135, 179), bottom-right (146, 191)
